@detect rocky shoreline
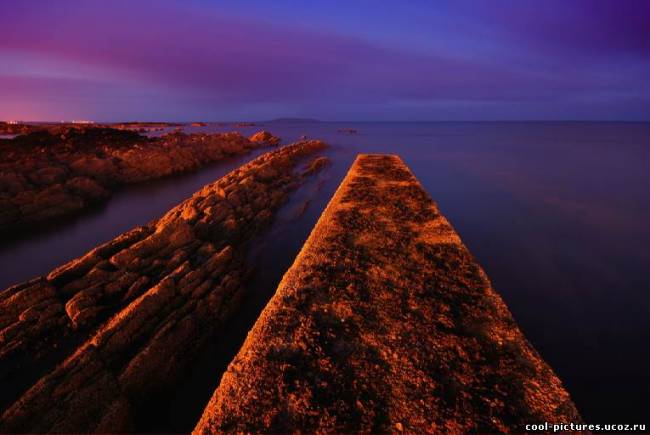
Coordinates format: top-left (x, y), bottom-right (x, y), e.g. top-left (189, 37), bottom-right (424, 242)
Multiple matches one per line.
top-left (194, 154), bottom-right (582, 433)
top-left (0, 140), bottom-right (329, 432)
top-left (0, 126), bottom-right (280, 233)
top-left (0, 122), bottom-right (184, 136)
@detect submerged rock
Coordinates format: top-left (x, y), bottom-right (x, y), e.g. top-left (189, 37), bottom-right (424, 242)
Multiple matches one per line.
top-left (302, 156), bottom-right (331, 176)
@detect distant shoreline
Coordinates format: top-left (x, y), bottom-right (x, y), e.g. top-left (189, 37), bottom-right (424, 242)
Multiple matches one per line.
top-left (4, 119), bottom-right (649, 126)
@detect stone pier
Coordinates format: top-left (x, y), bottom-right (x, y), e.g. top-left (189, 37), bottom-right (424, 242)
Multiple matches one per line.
top-left (194, 154), bottom-right (581, 433)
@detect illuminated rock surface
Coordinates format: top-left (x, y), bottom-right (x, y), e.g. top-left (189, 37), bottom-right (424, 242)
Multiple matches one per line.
top-left (249, 130), bottom-right (281, 146)
top-left (195, 154), bottom-right (581, 434)
top-left (0, 127), bottom-right (280, 232)
top-left (0, 140), bottom-right (327, 432)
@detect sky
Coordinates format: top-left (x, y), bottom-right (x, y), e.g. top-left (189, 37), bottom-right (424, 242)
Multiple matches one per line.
top-left (1, 0), bottom-right (649, 122)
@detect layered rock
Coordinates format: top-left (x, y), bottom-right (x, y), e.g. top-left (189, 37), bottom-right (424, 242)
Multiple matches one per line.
top-left (249, 130), bottom-right (281, 146)
top-left (194, 154), bottom-right (581, 434)
top-left (0, 127), bottom-right (280, 232)
top-left (0, 140), bottom-right (328, 432)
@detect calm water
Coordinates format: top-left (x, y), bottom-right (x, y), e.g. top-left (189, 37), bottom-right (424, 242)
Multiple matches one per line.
top-left (1, 122), bottom-right (648, 425)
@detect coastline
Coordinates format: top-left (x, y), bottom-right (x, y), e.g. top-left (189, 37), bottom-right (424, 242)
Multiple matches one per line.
top-left (0, 126), bottom-right (280, 234)
top-left (0, 141), bottom-right (328, 432)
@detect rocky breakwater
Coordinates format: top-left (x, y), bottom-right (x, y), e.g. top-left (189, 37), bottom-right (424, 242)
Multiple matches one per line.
top-left (0, 140), bottom-right (328, 432)
top-left (195, 154), bottom-right (582, 434)
top-left (0, 127), bottom-right (280, 233)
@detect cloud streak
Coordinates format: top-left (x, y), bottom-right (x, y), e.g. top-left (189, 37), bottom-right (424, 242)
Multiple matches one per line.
top-left (1, 0), bottom-right (648, 120)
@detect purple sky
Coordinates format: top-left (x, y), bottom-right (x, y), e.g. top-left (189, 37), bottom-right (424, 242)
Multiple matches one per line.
top-left (1, 0), bottom-right (649, 121)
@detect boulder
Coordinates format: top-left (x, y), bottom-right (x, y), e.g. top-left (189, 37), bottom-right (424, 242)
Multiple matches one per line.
top-left (249, 130), bottom-right (281, 146)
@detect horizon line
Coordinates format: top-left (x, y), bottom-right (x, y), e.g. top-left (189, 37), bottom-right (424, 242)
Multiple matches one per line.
top-left (3, 119), bottom-right (650, 124)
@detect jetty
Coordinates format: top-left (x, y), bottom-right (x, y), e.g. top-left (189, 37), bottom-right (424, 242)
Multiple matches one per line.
top-left (194, 154), bottom-right (581, 433)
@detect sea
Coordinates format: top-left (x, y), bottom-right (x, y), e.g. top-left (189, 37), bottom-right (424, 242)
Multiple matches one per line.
top-left (1, 121), bottom-right (648, 426)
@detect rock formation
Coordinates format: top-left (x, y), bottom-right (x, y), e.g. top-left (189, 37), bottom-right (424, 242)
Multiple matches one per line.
top-left (0, 140), bottom-right (328, 432)
top-left (194, 154), bottom-right (582, 434)
top-left (249, 130), bottom-right (281, 146)
top-left (0, 122), bottom-right (37, 136)
top-left (0, 127), bottom-right (281, 233)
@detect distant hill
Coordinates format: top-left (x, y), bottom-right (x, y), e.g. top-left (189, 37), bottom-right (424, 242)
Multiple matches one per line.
top-left (264, 118), bottom-right (321, 124)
